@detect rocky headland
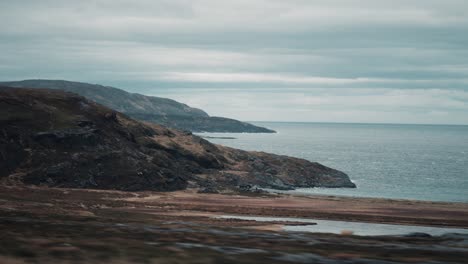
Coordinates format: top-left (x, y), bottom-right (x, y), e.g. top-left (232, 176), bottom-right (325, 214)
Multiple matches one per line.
top-left (0, 79), bottom-right (275, 133)
top-left (0, 87), bottom-right (355, 192)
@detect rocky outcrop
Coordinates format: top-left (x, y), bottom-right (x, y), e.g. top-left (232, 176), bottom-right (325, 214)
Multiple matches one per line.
top-left (0, 79), bottom-right (275, 133)
top-left (0, 87), bottom-right (355, 192)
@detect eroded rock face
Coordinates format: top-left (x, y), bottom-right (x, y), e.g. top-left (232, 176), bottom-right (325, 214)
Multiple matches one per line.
top-left (0, 87), bottom-right (355, 191)
top-left (201, 148), bottom-right (356, 191)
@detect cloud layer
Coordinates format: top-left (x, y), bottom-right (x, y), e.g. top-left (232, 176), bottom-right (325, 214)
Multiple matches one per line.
top-left (1, 0), bottom-right (468, 124)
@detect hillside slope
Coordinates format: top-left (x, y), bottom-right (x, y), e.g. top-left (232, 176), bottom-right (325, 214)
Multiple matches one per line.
top-left (0, 87), bottom-right (355, 191)
top-left (0, 79), bottom-right (275, 133)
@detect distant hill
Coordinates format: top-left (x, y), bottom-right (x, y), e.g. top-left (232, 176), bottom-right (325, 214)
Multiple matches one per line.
top-left (0, 79), bottom-right (275, 133)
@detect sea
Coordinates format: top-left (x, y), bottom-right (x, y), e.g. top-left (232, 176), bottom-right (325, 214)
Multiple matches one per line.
top-left (197, 122), bottom-right (468, 203)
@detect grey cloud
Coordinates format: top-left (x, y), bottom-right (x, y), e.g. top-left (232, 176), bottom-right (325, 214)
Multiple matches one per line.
top-left (1, 0), bottom-right (468, 124)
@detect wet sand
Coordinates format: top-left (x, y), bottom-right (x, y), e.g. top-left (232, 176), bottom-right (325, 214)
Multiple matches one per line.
top-left (1, 185), bottom-right (467, 263)
top-left (124, 189), bottom-right (468, 228)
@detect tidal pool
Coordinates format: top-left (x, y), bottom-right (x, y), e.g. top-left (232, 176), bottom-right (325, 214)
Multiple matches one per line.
top-left (217, 215), bottom-right (468, 236)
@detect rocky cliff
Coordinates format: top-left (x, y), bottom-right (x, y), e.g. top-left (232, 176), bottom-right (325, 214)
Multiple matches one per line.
top-left (0, 79), bottom-right (275, 133)
top-left (0, 87), bottom-right (355, 192)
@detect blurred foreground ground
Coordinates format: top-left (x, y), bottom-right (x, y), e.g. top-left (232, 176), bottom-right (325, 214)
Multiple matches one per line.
top-left (1, 186), bottom-right (468, 263)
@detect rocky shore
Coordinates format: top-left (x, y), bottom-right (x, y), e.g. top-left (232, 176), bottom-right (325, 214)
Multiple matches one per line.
top-left (0, 87), bottom-right (355, 192)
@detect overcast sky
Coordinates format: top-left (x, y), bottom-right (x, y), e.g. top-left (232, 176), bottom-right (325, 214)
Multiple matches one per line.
top-left (1, 0), bottom-right (468, 124)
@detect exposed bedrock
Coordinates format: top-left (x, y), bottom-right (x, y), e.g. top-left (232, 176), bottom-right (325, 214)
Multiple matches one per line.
top-left (0, 87), bottom-right (355, 191)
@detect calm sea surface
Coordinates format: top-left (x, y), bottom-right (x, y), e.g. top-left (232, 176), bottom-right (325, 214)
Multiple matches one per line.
top-left (198, 122), bottom-right (468, 203)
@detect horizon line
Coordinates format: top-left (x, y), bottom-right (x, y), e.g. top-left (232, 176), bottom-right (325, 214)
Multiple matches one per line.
top-left (246, 121), bottom-right (468, 127)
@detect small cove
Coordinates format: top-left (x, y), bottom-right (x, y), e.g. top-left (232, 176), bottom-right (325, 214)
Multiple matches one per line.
top-left (199, 122), bottom-right (468, 203)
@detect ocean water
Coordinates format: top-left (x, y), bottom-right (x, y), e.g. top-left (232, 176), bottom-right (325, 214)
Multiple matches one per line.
top-left (198, 122), bottom-right (468, 203)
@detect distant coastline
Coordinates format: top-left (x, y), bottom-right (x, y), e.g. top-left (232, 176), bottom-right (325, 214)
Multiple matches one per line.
top-left (249, 120), bottom-right (468, 127)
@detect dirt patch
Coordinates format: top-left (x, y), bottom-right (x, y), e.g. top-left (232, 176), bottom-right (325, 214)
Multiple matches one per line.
top-left (1, 186), bottom-right (468, 263)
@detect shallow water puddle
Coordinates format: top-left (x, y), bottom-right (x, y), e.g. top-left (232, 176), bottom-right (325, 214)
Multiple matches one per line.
top-left (217, 215), bottom-right (468, 236)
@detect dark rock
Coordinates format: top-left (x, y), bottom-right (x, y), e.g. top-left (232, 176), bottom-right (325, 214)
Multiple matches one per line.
top-left (404, 232), bottom-right (432, 238)
top-left (238, 184), bottom-right (253, 192)
top-left (104, 111), bottom-right (118, 122)
top-left (33, 128), bottom-right (99, 146)
top-left (0, 87), bottom-right (355, 192)
top-left (197, 186), bottom-right (219, 194)
top-left (76, 119), bottom-right (94, 127)
top-left (238, 184), bottom-right (267, 193)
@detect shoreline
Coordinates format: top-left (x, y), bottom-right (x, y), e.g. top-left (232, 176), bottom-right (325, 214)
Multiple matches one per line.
top-left (4, 185), bottom-right (467, 228)
top-left (265, 188), bottom-right (468, 205)
top-left (128, 189), bottom-right (468, 229)
top-left (2, 185), bottom-right (468, 263)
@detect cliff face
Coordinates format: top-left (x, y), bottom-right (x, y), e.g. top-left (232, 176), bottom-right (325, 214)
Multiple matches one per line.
top-left (0, 80), bottom-right (275, 133)
top-left (0, 87), bottom-right (355, 191)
